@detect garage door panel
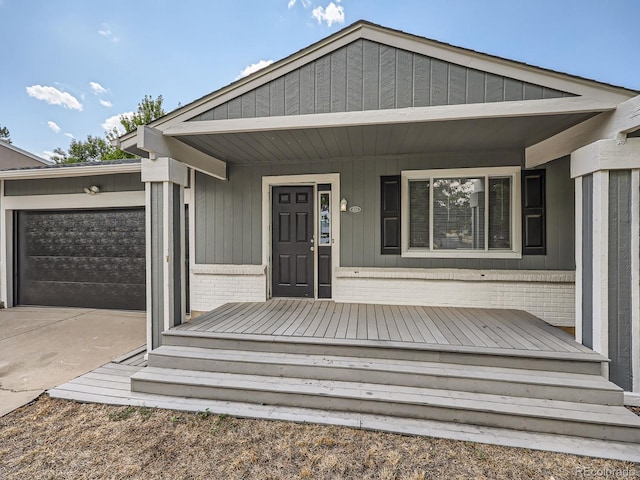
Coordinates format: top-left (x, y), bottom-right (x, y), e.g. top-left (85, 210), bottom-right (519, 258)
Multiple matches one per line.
top-left (23, 257), bottom-right (145, 284)
top-left (17, 209), bottom-right (146, 310)
top-left (20, 281), bottom-right (145, 311)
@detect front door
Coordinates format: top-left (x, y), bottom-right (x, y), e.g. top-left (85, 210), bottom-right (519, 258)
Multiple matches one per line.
top-left (272, 185), bottom-right (314, 297)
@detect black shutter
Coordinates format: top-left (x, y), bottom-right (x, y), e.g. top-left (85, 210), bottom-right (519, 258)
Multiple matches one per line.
top-left (381, 175), bottom-right (401, 255)
top-left (522, 169), bottom-right (546, 255)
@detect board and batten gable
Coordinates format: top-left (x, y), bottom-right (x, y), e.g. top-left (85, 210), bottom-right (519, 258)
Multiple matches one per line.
top-left (188, 39), bottom-right (574, 122)
top-left (4, 173), bottom-right (144, 196)
top-left (194, 153), bottom-right (574, 271)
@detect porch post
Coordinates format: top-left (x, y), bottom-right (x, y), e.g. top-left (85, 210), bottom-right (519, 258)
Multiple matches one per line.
top-left (142, 157), bottom-right (188, 351)
top-left (571, 138), bottom-right (640, 397)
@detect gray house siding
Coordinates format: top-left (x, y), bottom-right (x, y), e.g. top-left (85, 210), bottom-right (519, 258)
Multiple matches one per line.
top-left (189, 39), bottom-right (573, 122)
top-left (4, 173), bottom-right (143, 196)
top-left (581, 174), bottom-right (594, 349)
top-left (195, 153), bottom-right (574, 271)
top-left (608, 170), bottom-right (632, 390)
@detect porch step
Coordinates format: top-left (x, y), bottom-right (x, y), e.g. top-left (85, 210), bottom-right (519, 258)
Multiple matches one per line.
top-left (148, 345), bottom-right (623, 405)
top-left (161, 330), bottom-right (607, 376)
top-left (131, 367), bottom-right (640, 444)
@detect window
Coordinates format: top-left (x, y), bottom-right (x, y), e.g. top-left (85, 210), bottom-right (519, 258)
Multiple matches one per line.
top-left (401, 167), bottom-right (521, 258)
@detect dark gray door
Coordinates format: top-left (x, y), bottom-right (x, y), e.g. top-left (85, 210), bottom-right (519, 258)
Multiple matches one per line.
top-left (16, 208), bottom-right (145, 310)
top-left (272, 186), bottom-right (314, 298)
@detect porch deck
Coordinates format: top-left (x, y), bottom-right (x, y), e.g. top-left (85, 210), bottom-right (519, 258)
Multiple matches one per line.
top-left (178, 300), bottom-right (594, 357)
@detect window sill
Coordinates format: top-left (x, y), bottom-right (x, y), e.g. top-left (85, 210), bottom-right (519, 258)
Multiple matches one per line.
top-left (401, 249), bottom-right (522, 259)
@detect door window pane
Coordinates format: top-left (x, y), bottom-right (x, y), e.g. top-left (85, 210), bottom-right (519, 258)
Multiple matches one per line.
top-left (489, 177), bottom-right (511, 249)
top-left (409, 180), bottom-right (430, 247)
top-left (433, 178), bottom-right (485, 250)
top-left (319, 192), bottom-right (331, 245)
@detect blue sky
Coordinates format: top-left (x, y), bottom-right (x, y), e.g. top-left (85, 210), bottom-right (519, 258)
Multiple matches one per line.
top-left (1, 0), bottom-right (638, 160)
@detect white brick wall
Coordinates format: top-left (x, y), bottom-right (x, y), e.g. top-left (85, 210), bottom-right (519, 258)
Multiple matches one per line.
top-left (333, 268), bottom-right (575, 327)
top-left (189, 265), bottom-right (575, 327)
top-left (190, 264), bottom-right (266, 312)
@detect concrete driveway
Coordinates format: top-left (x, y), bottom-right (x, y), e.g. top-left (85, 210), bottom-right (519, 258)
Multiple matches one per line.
top-left (0, 307), bottom-right (145, 417)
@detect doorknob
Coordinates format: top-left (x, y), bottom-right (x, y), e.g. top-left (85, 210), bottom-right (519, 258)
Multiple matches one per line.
top-left (310, 246), bottom-right (314, 251)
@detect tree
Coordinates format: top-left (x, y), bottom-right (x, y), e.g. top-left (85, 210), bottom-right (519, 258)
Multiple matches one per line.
top-left (54, 94), bottom-right (165, 164)
top-left (118, 94), bottom-right (165, 135)
top-left (51, 135), bottom-right (126, 164)
top-left (0, 124), bottom-right (11, 144)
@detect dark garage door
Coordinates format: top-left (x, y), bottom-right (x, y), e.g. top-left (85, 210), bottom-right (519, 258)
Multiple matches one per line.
top-left (16, 208), bottom-right (146, 310)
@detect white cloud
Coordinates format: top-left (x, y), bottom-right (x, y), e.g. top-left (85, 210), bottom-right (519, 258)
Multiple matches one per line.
top-left (64, 133), bottom-right (74, 139)
top-left (99, 99), bottom-right (113, 108)
top-left (288, 0), bottom-right (311, 8)
top-left (102, 111), bottom-right (133, 134)
top-left (47, 121), bottom-right (61, 133)
top-left (90, 81), bottom-right (107, 95)
top-left (98, 25), bottom-right (111, 37)
top-left (98, 23), bottom-right (119, 42)
top-left (42, 150), bottom-right (56, 160)
top-left (26, 85), bottom-right (83, 111)
top-left (236, 59), bottom-right (274, 80)
top-left (312, 2), bottom-right (345, 26)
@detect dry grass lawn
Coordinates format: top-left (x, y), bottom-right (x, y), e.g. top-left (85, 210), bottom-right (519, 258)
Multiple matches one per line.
top-left (0, 395), bottom-right (638, 480)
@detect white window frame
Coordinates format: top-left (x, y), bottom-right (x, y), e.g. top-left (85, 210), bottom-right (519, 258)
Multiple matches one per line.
top-left (401, 166), bottom-right (522, 259)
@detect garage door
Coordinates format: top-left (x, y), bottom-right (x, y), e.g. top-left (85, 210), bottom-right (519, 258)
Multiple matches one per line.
top-left (16, 208), bottom-right (146, 310)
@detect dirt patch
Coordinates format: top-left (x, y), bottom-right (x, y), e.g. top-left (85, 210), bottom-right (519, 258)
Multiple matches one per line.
top-left (0, 396), bottom-right (637, 480)
top-left (628, 406), bottom-right (640, 417)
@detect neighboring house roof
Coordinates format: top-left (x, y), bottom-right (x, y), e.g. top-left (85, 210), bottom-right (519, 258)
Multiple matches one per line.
top-left (0, 141), bottom-right (51, 169)
top-left (0, 158), bottom-right (141, 179)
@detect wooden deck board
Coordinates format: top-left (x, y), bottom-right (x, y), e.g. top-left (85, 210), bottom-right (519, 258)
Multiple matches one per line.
top-left (179, 300), bottom-right (588, 355)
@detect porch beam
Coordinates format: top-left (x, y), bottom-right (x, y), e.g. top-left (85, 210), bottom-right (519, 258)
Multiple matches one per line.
top-left (526, 94), bottom-right (640, 168)
top-left (162, 97), bottom-right (615, 137)
top-left (137, 126), bottom-right (227, 180)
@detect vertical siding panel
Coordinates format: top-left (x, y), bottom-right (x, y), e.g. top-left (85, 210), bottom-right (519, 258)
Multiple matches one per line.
top-left (448, 64), bottom-right (466, 105)
top-left (255, 84), bottom-right (270, 117)
top-left (251, 166), bottom-right (262, 264)
top-left (504, 79), bottom-right (524, 101)
top-left (232, 167), bottom-right (244, 264)
top-left (299, 63), bottom-right (315, 114)
top-left (213, 175), bottom-right (225, 263)
top-left (395, 49), bottom-right (413, 108)
top-left (485, 74), bottom-right (504, 102)
top-left (241, 90), bottom-right (256, 118)
top-left (350, 158), bottom-right (366, 266)
top-left (341, 158), bottom-right (354, 266)
top-left (227, 97), bottom-right (242, 119)
top-left (346, 40), bottom-right (363, 111)
top-left (284, 70), bottom-right (301, 115)
top-left (194, 173), bottom-right (205, 263)
top-left (608, 170), bottom-right (633, 390)
top-left (269, 77), bottom-right (285, 116)
top-left (330, 48), bottom-right (347, 113)
top-left (315, 56), bottom-right (331, 114)
top-left (466, 70), bottom-right (485, 103)
top-left (413, 55), bottom-right (430, 107)
top-left (542, 87), bottom-right (564, 99)
top-left (379, 45), bottom-right (396, 109)
top-left (523, 83), bottom-right (543, 100)
top-left (213, 103), bottom-right (229, 120)
top-left (430, 59), bottom-right (448, 106)
top-left (362, 40), bottom-right (380, 110)
top-left (362, 156), bottom-right (376, 266)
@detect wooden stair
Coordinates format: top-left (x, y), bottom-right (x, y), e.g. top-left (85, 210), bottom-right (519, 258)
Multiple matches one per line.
top-left (130, 329), bottom-right (640, 444)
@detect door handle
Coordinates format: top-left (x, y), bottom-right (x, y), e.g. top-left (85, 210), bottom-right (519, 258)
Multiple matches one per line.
top-left (310, 246), bottom-right (314, 252)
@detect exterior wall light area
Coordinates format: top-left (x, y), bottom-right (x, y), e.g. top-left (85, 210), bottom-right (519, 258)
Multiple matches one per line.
top-left (83, 185), bottom-right (101, 195)
top-left (340, 198), bottom-right (347, 212)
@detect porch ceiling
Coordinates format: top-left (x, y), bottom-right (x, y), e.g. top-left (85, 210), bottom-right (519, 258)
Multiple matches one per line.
top-left (175, 112), bottom-right (596, 165)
